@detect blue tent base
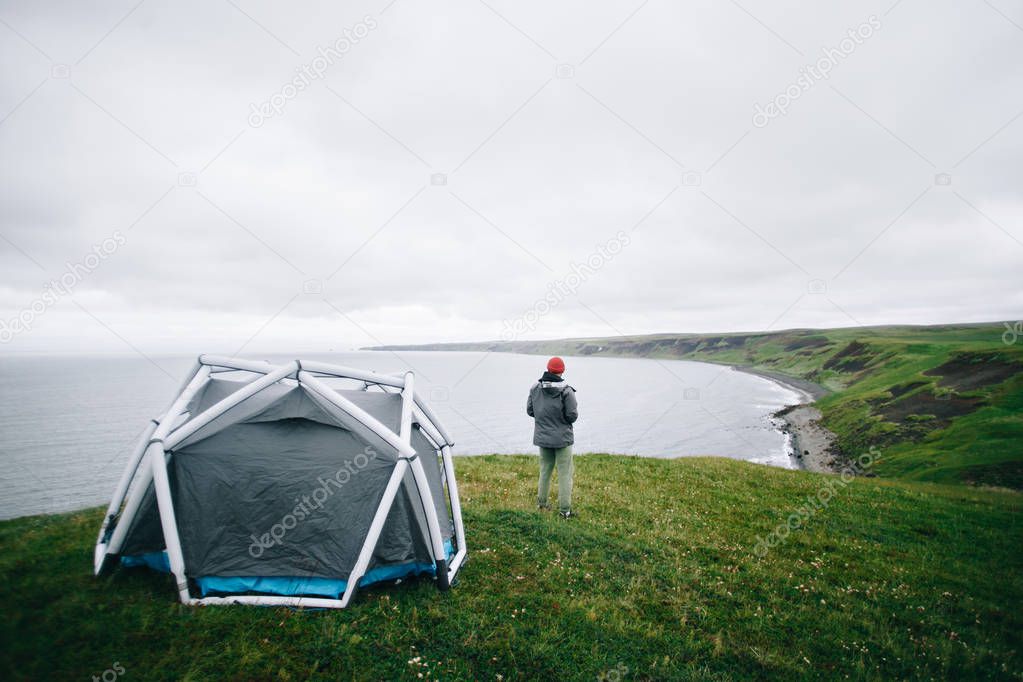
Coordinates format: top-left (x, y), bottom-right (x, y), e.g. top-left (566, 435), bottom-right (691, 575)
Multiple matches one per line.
top-left (121, 551), bottom-right (171, 573)
top-left (121, 541), bottom-right (455, 600)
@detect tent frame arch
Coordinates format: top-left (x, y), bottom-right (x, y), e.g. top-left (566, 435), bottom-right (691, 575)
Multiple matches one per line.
top-left (94, 355), bottom-right (467, 609)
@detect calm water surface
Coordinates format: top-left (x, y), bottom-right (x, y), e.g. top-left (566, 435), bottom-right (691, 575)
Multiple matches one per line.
top-left (0, 351), bottom-right (802, 519)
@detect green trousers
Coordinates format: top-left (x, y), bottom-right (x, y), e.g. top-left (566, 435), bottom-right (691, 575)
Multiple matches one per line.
top-left (537, 446), bottom-right (573, 513)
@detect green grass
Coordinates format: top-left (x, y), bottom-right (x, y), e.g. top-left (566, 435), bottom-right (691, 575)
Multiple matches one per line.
top-left (2, 455), bottom-right (1021, 680)
top-left (375, 322), bottom-right (1023, 489)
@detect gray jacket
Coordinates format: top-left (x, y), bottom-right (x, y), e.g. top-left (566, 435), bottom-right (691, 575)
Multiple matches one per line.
top-left (526, 372), bottom-right (578, 448)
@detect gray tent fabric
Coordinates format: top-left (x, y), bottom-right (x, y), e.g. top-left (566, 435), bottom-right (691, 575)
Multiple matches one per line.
top-left (113, 373), bottom-right (455, 589)
top-left (408, 426), bottom-right (453, 544)
top-left (119, 481), bottom-right (163, 556)
top-left (188, 374), bottom-right (248, 414)
top-left (174, 418), bottom-right (397, 578)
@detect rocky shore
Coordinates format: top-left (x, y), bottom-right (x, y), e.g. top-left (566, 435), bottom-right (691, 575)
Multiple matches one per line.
top-left (733, 366), bottom-right (843, 473)
top-left (773, 403), bottom-right (842, 473)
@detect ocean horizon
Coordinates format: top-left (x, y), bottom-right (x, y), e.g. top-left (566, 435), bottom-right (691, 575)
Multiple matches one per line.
top-left (0, 350), bottom-right (802, 520)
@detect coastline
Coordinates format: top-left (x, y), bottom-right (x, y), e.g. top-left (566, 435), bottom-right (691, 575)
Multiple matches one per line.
top-left (730, 366), bottom-right (842, 473)
top-left (370, 345), bottom-right (846, 474)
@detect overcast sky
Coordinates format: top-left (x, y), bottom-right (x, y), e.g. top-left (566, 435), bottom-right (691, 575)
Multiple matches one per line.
top-left (1, 0), bottom-right (1021, 355)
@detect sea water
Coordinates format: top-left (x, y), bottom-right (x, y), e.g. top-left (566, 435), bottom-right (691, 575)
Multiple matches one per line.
top-left (0, 351), bottom-right (802, 519)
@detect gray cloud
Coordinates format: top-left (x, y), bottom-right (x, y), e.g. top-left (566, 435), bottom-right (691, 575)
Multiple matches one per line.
top-left (1, 0), bottom-right (1021, 355)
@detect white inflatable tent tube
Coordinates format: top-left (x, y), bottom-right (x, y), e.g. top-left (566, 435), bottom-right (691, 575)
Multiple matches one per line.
top-left (407, 403), bottom-right (465, 583)
top-left (299, 360), bottom-right (405, 389)
top-left (337, 374), bottom-right (418, 607)
top-left (190, 595), bottom-right (347, 608)
top-left (338, 459), bottom-right (409, 607)
top-left (198, 357), bottom-right (403, 390)
top-left (161, 358), bottom-right (206, 413)
top-left (406, 408), bottom-right (465, 583)
top-left (149, 362), bottom-right (296, 604)
top-left (98, 357), bottom-right (203, 539)
top-left (411, 399), bottom-right (466, 578)
top-left (398, 373), bottom-right (450, 588)
top-left (448, 547), bottom-right (467, 581)
top-left (404, 392), bottom-right (464, 580)
top-left (298, 371), bottom-right (415, 458)
top-left (199, 354), bottom-right (276, 375)
top-left (93, 419), bottom-right (158, 574)
top-left (386, 382), bottom-right (447, 444)
top-left (399, 372), bottom-right (415, 447)
top-left (413, 396), bottom-right (454, 446)
top-left (95, 419), bottom-right (156, 535)
top-left (409, 451), bottom-right (450, 576)
top-left (96, 359), bottom-right (203, 560)
top-left (163, 362), bottom-right (298, 450)
top-left (148, 439), bottom-right (191, 603)
top-left (103, 365), bottom-right (212, 561)
top-left (441, 444), bottom-right (467, 570)
top-left (411, 406), bottom-right (444, 448)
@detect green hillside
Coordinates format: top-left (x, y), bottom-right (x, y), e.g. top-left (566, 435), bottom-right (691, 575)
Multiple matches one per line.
top-left (373, 323), bottom-right (1023, 489)
top-left (2, 455), bottom-right (1020, 680)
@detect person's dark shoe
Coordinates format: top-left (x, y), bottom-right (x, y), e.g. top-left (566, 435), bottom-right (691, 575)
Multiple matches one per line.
top-left (537, 503), bottom-right (550, 511)
top-left (559, 510), bottom-right (577, 519)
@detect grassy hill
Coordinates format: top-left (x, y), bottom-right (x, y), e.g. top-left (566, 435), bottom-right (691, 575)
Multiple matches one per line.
top-left (1, 455), bottom-right (1020, 680)
top-left (372, 323), bottom-right (1023, 489)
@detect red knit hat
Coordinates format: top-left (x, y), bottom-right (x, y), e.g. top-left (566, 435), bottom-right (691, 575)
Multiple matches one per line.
top-left (547, 356), bottom-right (565, 374)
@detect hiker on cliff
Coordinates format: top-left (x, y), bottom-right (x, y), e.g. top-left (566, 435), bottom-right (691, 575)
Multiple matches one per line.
top-left (526, 356), bottom-right (579, 519)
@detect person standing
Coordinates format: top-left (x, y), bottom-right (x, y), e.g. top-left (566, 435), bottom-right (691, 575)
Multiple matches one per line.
top-left (526, 356), bottom-right (579, 518)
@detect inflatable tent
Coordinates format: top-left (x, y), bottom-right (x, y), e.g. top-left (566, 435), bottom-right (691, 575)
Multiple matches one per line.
top-left (94, 355), bottom-right (466, 608)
